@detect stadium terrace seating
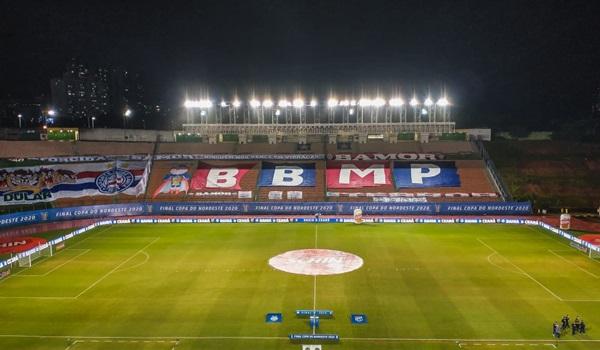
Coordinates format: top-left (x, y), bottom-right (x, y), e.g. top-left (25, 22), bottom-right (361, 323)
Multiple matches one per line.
top-left (0, 140), bottom-right (502, 209)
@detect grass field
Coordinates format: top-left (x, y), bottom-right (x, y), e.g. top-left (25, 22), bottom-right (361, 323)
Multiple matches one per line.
top-left (1, 222), bottom-right (600, 350)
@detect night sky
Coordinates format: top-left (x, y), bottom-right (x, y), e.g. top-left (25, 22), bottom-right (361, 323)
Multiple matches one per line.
top-left (1, 0), bottom-right (599, 129)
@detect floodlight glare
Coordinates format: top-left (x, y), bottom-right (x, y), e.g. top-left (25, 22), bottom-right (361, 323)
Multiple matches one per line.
top-left (409, 97), bottom-right (419, 107)
top-left (220, 101), bottom-right (227, 108)
top-left (373, 97), bottom-right (386, 108)
top-left (339, 100), bottom-right (350, 107)
top-left (327, 98), bottom-right (338, 108)
top-left (275, 109), bottom-right (281, 116)
top-left (232, 100), bottom-right (241, 108)
top-left (436, 97), bottom-right (449, 107)
top-left (278, 99), bottom-right (290, 108)
top-left (349, 108), bottom-right (355, 115)
top-left (262, 99), bottom-right (274, 108)
top-left (124, 109), bottom-right (132, 117)
top-left (424, 97), bottom-right (433, 107)
top-left (350, 99), bottom-right (357, 106)
top-left (310, 99), bottom-right (318, 107)
top-left (358, 98), bottom-right (372, 107)
top-left (293, 98), bottom-right (304, 108)
top-left (389, 97), bottom-right (405, 107)
top-left (200, 110), bottom-right (207, 116)
top-left (250, 99), bottom-right (261, 108)
top-left (47, 109), bottom-right (56, 116)
top-left (421, 108), bottom-right (428, 115)
top-left (184, 99), bottom-right (212, 109)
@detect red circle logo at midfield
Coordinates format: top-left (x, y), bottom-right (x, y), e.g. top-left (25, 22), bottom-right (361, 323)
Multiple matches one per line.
top-left (0, 237), bottom-right (48, 254)
top-left (269, 249), bottom-right (364, 276)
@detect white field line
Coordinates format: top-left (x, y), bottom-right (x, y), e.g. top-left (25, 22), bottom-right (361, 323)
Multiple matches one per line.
top-left (525, 226), bottom-right (600, 266)
top-left (312, 222), bottom-right (318, 335)
top-left (74, 237), bottom-right (160, 299)
top-left (485, 252), bottom-right (524, 276)
top-left (476, 238), bottom-right (564, 302)
top-left (0, 226), bottom-right (114, 286)
top-left (548, 249), bottom-right (600, 278)
top-left (2, 334), bottom-right (599, 343)
top-left (18, 249), bottom-right (91, 277)
top-left (113, 251), bottom-right (150, 273)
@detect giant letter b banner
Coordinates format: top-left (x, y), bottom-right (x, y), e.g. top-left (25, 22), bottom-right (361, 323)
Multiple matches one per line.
top-left (258, 162), bottom-right (315, 187)
top-left (393, 161), bottom-right (460, 188)
top-left (190, 162), bottom-right (255, 190)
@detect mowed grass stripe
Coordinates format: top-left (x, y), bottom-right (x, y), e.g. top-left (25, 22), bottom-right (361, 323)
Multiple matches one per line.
top-left (1, 223), bottom-right (600, 350)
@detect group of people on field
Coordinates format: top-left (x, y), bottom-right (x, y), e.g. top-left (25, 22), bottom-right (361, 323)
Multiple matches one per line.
top-left (553, 315), bottom-right (586, 338)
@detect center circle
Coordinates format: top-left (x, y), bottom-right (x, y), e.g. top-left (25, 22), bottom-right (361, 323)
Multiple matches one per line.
top-left (268, 249), bottom-right (364, 276)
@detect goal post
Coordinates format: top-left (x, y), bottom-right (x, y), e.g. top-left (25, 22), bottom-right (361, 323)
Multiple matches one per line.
top-left (589, 247), bottom-right (600, 259)
top-left (17, 243), bottom-right (53, 268)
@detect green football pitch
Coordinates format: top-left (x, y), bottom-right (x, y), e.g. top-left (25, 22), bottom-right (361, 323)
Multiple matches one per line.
top-left (1, 222), bottom-right (600, 350)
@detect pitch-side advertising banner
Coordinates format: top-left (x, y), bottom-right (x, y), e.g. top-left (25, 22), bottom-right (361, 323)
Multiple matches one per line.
top-left (190, 162), bottom-right (255, 190)
top-left (258, 162), bottom-right (316, 187)
top-left (393, 161), bottom-right (461, 188)
top-left (326, 161), bottom-right (391, 189)
top-left (0, 161), bottom-right (149, 205)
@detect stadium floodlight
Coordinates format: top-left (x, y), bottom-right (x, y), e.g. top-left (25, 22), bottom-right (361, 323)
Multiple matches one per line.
top-left (358, 98), bottom-right (372, 107)
top-left (275, 109), bottom-right (281, 116)
top-left (278, 99), bottom-right (291, 108)
top-left (327, 98), bottom-right (338, 108)
top-left (200, 110), bottom-right (206, 116)
top-left (310, 99), bottom-right (318, 107)
top-left (339, 100), bottom-right (350, 107)
top-left (350, 99), bottom-right (357, 106)
top-left (184, 99), bottom-right (213, 109)
top-left (349, 108), bottom-right (355, 115)
top-left (232, 100), bottom-right (241, 108)
top-left (389, 97), bottom-right (405, 107)
top-left (421, 108), bottom-right (428, 115)
top-left (436, 97), bottom-right (449, 107)
top-left (124, 109), bottom-right (132, 117)
top-left (409, 97), bottom-right (419, 107)
top-left (262, 99), bottom-right (274, 108)
top-left (47, 109), bottom-right (57, 116)
top-left (250, 99), bottom-right (261, 108)
top-left (220, 101), bottom-right (227, 108)
top-left (373, 97), bottom-right (386, 108)
top-left (293, 98), bottom-right (304, 108)
top-left (424, 97), bottom-right (433, 107)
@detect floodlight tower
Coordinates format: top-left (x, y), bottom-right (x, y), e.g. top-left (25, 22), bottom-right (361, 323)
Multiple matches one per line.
top-left (309, 99), bottom-right (318, 123)
top-left (409, 97), bottom-right (420, 122)
top-left (424, 97), bottom-right (434, 123)
top-left (389, 97), bottom-right (405, 123)
top-left (436, 97), bottom-right (450, 122)
top-left (293, 98), bottom-right (304, 124)
top-left (262, 99), bottom-right (274, 124)
top-left (250, 99), bottom-right (261, 124)
top-left (232, 99), bottom-right (241, 124)
top-left (327, 98), bottom-right (338, 124)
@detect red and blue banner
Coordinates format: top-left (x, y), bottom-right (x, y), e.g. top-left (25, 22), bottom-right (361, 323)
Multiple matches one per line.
top-left (326, 161), bottom-right (391, 189)
top-left (258, 162), bottom-right (316, 187)
top-left (0, 161), bottom-right (149, 205)
top-left (190, 162), bottom-right (255, 190)
top-left (393, 161), bottom-right (461, 188)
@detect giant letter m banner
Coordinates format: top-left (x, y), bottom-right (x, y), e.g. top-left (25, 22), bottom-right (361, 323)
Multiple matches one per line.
top-left (393, 161), bottom-right (461, 188)
top-left (326, 161), bottom-right (391, 189)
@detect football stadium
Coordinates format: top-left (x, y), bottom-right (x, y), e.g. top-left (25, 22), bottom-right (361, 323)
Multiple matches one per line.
top-left (1, 94), bottom-right (599, 350)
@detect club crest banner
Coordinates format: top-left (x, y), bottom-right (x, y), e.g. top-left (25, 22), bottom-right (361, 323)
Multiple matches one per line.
top-left (152, 165), bottom-right (192, 198)
top-left (258, 162), bottom-right (316, 187)
top-left (0, 161), bottom-right (149, 205)
top-left (190, 162), bottom-right (255, 190)
top-left (326, 161), bottom-right (392, 189)
top-left (393, 161), bottom-right (461, 188)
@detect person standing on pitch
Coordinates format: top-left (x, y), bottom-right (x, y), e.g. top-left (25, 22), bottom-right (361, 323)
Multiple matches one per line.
top-left (553, 322), bottom-right (561, 338)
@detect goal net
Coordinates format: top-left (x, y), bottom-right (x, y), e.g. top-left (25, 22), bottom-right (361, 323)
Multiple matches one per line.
top-left (589, 247), bottom-right (600, 260)
top-left (17, 244), bottom-right (53, 268)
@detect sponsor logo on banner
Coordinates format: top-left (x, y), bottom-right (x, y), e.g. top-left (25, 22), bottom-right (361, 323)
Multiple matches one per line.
top-left (287, 191), bottom-right (303, 200)
top-left (152, 165), bottom-right (191, 198)
top-left (327, 153), bottom-right (443, 161)
top-left (258, 162), bottom-right (316, 187)
top-left (0, 161), bottom-right (149, 205)
top-left (268, 191), bottom-right (283, 200)
top-left (393, 161), bottom-right (461, 188)
top-left (265, 313), bottom-right (282, 323)
top-left (351, 314), bottom-right (368, 324)
top-left (326, 191), bottom-right (497, 198)
top-left (326, 161), bottom-right (391, 189)
top-left (190, 162), bottom-right (255, 190)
